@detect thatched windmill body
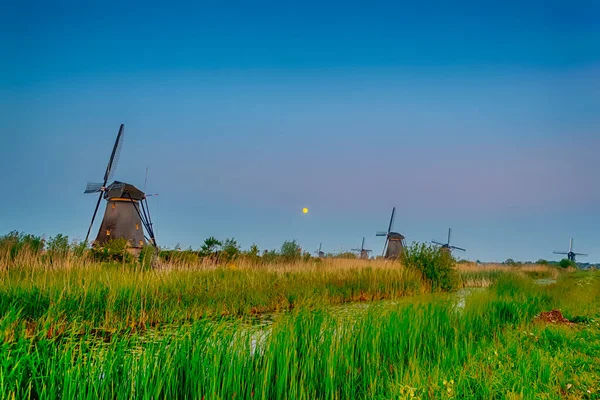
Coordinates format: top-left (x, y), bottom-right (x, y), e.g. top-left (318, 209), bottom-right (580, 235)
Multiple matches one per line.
top-left (84, 124), bottom-right (157, 251)
top-left (376, 207), bottom-right (405, 259)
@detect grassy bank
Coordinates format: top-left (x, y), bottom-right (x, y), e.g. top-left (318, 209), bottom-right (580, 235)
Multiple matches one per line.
top-left (1, 272), bottom-right (598, 399)
top-left (0, 248), bottom-right (561, 331)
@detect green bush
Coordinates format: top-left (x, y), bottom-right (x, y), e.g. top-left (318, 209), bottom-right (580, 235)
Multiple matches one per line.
top-left (220, 238), bottom-right (240, 263)
top-left (280, 240), bottom-right (301, 262)
top-left (0, 231), bottom-right (44, 260)
top-left (91, 238), bottom-right (135, 263)
top-left (559, 258), bottom-right (576, 269)
top-left (402, 242), bottom-right (458, 291)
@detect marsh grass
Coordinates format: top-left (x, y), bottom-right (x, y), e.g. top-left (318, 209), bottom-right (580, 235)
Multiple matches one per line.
top-left (1, 272), bottom-right (598, 399)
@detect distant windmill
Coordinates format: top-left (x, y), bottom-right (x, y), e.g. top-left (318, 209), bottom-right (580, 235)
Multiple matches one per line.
top-left (376, 207), bottom-right (406, 259)
top-left (351, 237), bottom-right (372, 259)
top-left (314, 243), bottom-right (325, 258)
top-left (84, 124), bottom-right (158, 250)
top-left (432, 228), bottom-right (466, 253)
top-left (553, 238), bottom-right (587, 262)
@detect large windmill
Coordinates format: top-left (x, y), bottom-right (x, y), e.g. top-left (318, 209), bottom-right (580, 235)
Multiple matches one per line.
top-left (432, 228), bottom-right (466, 254)
top-left (351, 237), bottom-right (372, 259)
top-left (553, 238), bottom-right (587, 262)
top-left (376, 207), bottom-right (405, 259)
top-left (84, 124), bottom-right (157, 251)
top-left (314, 243), bottom-right (325, 258)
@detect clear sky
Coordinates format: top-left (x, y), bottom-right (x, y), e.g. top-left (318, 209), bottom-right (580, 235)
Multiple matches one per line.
top-left (1, 1), bottom-right (599, 262)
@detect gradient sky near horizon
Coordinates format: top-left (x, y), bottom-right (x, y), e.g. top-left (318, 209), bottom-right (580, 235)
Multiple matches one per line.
top-left (1, 1), bottom-right (599, 262)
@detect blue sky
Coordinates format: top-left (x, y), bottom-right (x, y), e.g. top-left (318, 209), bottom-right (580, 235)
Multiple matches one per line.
top-left (1, 1), bottom-right (599, 262)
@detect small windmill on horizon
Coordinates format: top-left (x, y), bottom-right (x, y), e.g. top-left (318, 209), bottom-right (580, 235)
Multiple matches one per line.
top-left (432, 228), bottom-right (466, 254)
top-left (553, 238), bottom-right (587, 262)
top-left (351, 237), bottom-right (372, 259)
top-left (376, 207), bottom-right (405, 259)
top-left (314, 243), bottom-right (325, 258)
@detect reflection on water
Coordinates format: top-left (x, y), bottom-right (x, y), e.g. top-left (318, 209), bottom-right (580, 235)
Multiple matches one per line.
top-left (533, 278), bottom-right (557, 286)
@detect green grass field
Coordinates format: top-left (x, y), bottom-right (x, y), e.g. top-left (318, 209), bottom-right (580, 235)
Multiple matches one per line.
top-left (0, 242), bottom-right (597, 399)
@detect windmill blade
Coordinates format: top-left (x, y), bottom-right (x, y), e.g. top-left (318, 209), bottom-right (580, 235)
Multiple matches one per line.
top-left (361, 237), bottom-right (365, 250)
top-left (450, 246), bottom-right (466, 252)
top-left (382, 238), bottom-right (389, 257)
top-left (432, 241), bottom-right (445, 246)
top-left (447, 228), bottom-right (452, 245)
top-left (351, 248), bottom-right (362, 252)
top-left (553, 251), bottom-right (568, 255)
top-left (569, 238), bottom-right (573, 253)
top-left (84, 192), bottom-right (104, 244)
top-left (84, 182), bottom-right (104, 194)
top-left (104, 124), bottom-right (125, 183)
top-left (573, 253), bottom-right (588, 257)
top-left (318, 243), bottom-right (322, 252)
top-left (376, 231), bottom-right (388, 237)
top-left (387, 207), bottom-right (396, 233)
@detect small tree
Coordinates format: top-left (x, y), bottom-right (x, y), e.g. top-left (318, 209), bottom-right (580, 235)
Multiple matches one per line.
top-left (200, 236), bottom-right (222, 257)
top-left (280, 240), bottom-right (301, 262)
top-left (243, 244), bottom-right (261, 265)
top-left (220, 238), bottom-right (240, 263)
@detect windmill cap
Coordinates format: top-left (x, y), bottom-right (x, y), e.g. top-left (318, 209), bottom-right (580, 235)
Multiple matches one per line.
top-left (388, 232), bottom-right (405, 240)
top-left (103, 181), bottom-right (145, 201)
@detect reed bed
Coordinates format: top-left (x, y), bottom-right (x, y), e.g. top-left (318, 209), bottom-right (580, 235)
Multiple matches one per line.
top-left (1, 272), bottom-right (598, 399)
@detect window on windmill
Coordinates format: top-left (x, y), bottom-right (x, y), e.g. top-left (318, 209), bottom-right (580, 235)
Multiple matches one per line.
top-left (112, 203), bottom-right (116, 209)
top-left (139, 240), bottom-right (143, 247)
top-left (106, 230), bottom-right (111, 236)
top-left (136, 223), bottom-right (139, 230)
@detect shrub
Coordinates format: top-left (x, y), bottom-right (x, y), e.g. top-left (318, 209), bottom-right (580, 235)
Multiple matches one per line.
top-left (138, 245), bottom-right (157, 270)
top-left (280, 240), bottom-right (301, 262)
top-left (402, 242), bottom-right (458, 291)
top-left (0, 231), bottom-right (44, 260)
top-left (242, 244), bottom-right (261, 265)
top-left (200, 237), bottom-right (221, 257)
top-left (91, 238), bottom-right (135, 263)
top-left (220, 238), bottom-right (240, 263)
top-left (559, 258), bottom-right (576, 269)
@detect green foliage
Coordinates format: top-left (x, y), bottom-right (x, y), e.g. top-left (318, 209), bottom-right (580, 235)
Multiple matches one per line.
top-left (200, 236), bottom-right (221, 257)
top-left (402, 242), bottom-right (459, 291)
top-left (262, 249), bottom-right (280, 264)
top-left (45, 234), bottom-right (70, 263)
top-left (242, 244), bottom-right (261, 265)
top-left (0, 231), bottom-right (44, 259)
top-left (504, 258), bottom-right (517, 266)
top-left (280, 240), bottom-right (301, 262)
top-left (559, 258), bottom-right (576, 269)
top-left (138, 245), bottom-right (156, 270)
top-left (536, 259), bottom-right (549, 265)
top-left (220, 238), bottom-right (240, 263)
top-left (91, 238), bottom-right (135, 263)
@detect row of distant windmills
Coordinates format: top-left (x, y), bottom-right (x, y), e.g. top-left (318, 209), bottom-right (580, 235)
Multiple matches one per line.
top-left (315, 207), bottom-right (466, 260)
top-left (83, 125), bottom-right (589, 264)
top-left (316, 207), bottom-right (588, 262)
